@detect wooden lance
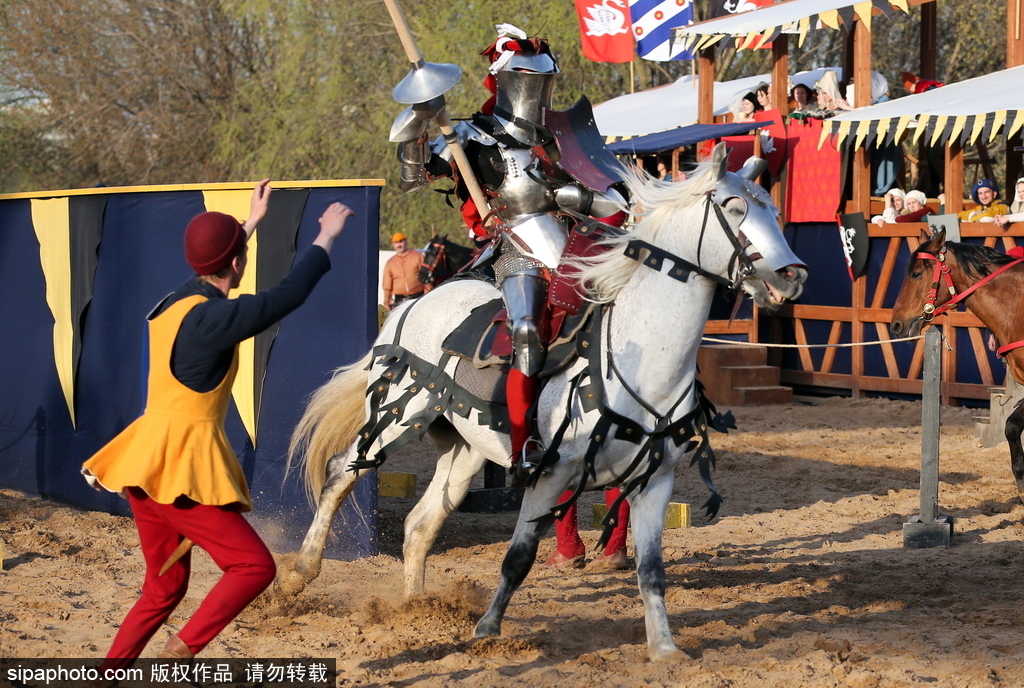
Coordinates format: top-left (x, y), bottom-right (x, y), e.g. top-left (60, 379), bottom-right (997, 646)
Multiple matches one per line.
top-left (382, 0), bottom-right (494, 226)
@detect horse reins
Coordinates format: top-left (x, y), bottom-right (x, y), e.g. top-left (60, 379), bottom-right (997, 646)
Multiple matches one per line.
top-left (916, 249), bottom-right (1024, 356)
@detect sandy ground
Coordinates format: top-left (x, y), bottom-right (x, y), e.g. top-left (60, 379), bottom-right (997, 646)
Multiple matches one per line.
top-left (4, 396), bottom-right (1024, 687)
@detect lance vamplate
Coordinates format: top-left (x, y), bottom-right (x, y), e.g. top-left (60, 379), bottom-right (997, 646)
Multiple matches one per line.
top-left (383, 0), bottom-right (496, 229)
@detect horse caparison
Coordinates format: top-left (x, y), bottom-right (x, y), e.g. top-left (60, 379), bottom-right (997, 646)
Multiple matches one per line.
top-left (276, 144), bottom-right (807, 661)
top-left (891, 229), bottom-right (1024, 497)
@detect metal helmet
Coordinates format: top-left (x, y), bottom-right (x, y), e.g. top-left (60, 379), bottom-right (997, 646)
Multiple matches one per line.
top-left (492, 48), bottom-right (559, 145)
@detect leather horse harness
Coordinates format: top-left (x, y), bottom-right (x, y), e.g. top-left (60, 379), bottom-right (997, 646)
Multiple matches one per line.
top-left (350, 192), bottom-right (758, 547)
top-left (916, 248), bottom-right (1024, 357)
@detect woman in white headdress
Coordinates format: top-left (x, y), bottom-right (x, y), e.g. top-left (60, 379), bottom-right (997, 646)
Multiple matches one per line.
top-left (872, 188), bottom-right (906, 226)
top-left (805, 71), bottom-right (853, 119)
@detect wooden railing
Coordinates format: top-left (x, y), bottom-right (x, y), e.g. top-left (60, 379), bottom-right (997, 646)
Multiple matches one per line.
top-left (761, 222), bottom-right (1024, 404)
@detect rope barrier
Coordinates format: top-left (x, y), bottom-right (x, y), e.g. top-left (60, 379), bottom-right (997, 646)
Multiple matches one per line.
top-left (701, 334), bottom-right (925, 349)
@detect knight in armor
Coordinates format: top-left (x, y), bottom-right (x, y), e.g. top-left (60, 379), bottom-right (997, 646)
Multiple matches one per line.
top-left (390, 25), bottom-right (631, 568)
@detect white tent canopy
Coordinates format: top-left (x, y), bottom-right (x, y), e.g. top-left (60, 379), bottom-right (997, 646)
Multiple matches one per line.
top-left (675, 0), bottom-right (911, 50)
top-left (823, 65), bottom-right (1024, 149)
top-left (593, 68), bottom-right (840, 139)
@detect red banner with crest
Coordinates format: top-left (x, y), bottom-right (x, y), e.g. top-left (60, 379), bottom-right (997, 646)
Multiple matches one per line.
top-left (574, 0), bottom-right (635, 63)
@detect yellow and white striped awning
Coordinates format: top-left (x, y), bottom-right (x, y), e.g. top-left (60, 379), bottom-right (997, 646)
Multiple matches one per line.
top-left (675, 0), bottom-right (913, 51)
top-left (821, 65), bottom-right (1024, 149)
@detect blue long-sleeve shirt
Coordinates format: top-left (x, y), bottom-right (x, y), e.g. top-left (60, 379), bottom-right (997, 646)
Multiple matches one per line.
top-left (152, 246), bottom-right (331, 392)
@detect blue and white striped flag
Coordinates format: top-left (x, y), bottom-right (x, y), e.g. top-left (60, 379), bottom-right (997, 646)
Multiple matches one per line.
top-left (628, 0), bottom-right (694, 61)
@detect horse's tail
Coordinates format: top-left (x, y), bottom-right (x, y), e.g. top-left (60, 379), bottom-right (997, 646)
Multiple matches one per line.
top-left (286, 351), bottom-right (373, 504)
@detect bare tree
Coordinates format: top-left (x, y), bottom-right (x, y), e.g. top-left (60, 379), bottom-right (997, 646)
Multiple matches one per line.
top-left (0, 0), bottom-right (264, 189)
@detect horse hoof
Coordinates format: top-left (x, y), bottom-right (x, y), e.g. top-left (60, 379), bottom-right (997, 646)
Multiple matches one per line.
top-left (648, 648), bottom-right (689, 662)
top-left (1015, 478), bottom-right (1024, 503)
top-left (273, 567), bottom-right (312, 598)
top-left (474, 618), bottom-right (501, 638)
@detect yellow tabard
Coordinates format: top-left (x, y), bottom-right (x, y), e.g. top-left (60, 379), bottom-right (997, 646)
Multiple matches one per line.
top-left (82, 294), bottom-right (252, 511)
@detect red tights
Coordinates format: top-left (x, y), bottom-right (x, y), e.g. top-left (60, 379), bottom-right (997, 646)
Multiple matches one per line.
top-left (507, 369), bottom-right (630, 556)
top-left (553, 488), bottom-right (630, 558)
top-left (506, 368), bottom-right (537, 460)
top-left (100, 488), bottom-right (276, 671)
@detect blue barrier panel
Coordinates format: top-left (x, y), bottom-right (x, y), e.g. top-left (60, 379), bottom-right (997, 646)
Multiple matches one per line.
top-left (0, 181), bottom-right (382, 559)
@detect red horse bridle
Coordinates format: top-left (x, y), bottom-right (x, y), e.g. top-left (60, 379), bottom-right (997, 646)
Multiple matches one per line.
top-left (916, 248), bottom-right (1024, 356)
top-left (420, 241), bottom-right (448, 282)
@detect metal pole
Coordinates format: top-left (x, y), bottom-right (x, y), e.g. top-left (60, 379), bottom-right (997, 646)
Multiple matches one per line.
top-left (904, 326), bottom-right (953, 548)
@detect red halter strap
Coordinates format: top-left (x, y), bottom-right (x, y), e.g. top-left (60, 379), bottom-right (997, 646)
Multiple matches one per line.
top-left (915, 250), bottom-right (1024, 321)
top-left (996, 340), bottom-right (1024, 358)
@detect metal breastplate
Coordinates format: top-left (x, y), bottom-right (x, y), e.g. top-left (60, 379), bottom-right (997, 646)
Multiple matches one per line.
top-left (491, 147), bottom-right (558, 223)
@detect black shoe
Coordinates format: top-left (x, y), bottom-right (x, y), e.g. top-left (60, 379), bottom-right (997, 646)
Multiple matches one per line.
top-left (509, 461), bottom-right (534, 489)
top-left (509, 440), bottom-right (545, 488)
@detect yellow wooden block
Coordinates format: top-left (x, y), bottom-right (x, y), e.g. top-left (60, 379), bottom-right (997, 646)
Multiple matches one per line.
top-left (378, 472), bottom-right (417, 498)
top-left (592, 502), bottom-right (690, 528)
top-left (665, 502), bottom-right (691, 529)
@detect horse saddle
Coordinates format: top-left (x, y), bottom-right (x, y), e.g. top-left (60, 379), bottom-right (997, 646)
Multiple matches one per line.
top-left (441, 298), bottom-right (594, 377)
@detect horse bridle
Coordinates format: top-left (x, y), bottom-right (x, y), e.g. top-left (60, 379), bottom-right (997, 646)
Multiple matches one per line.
top-left (623, 193), bottom-right (758, 292)
top-left (420, 241), bottom-right (448, 282)
top-left (915, 248), bottom-right (1024, 321)
top-left (605, 193), bottom-right (760, 433)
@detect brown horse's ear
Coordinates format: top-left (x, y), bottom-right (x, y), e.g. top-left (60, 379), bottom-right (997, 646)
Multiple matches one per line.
top-left (920, 227), bottom-right (945, 248)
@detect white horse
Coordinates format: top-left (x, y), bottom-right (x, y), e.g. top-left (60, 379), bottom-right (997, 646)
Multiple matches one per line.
top-left (276, 144), bottom-right (807, 661)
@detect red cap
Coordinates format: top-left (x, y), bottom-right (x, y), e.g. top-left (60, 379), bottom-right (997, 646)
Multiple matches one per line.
top-left (184, 211), bottom-right (246, 275)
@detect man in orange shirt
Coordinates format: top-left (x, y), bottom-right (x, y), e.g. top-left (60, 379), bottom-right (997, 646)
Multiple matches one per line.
top-left (382, 232), bottom-right (426, 310)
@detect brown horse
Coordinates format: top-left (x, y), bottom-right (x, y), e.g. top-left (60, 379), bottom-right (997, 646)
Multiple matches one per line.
top-left (890, 229), bottom-right (1024, 496)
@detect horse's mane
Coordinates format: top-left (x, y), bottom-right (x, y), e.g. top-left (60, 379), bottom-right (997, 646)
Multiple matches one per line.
top-left (569, 159), bottom-right (720, 303)
top-left (941, 241), bottom-right (1016, 281)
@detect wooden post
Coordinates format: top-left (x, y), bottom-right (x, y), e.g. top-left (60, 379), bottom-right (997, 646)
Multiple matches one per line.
top-left (1008, 0), bottom-right (1024, 192)
top-left (920, 2), bottom-right (938, 81)
top-left (698, 46), bottom-right (715, 125)
top-left (851, 17), bottom-right (871, 214)
top-left (917, 2), bottom-right (939, 196)
top-left (697, 45), bottom-right (715, 161)
top-left (903, 324), bottom-right (952, 549)
top-left (945, 142), bottom-right (965, 214)
top-left (849, 17), bottom-right (871, 397)
top-left (771, 34), bottom-right (789, 223)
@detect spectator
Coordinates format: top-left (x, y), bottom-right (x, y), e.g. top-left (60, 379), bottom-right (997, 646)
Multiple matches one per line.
top-left (896, 190), bottom-right (932, 222)
top-left (789, 83), bottom-right (815, 115)
top-left (755, 81), bottom-right (771, 109)
top-left (958, 179), bottom-right (1010, 223)
top-left (846, 72), bottom-right (890, 108)
top-left (732, 91), bottom-right (761, 123)
top-left (805, 71), bottom-right (853, 119)
top-left (382, 232), bottom-right (427, 310)
top-left (872, 188), bottom-right (906, 226)
top-left (994, 177), bottom-right (1024, 229)
top-left (902, 71), bottom-right (944, 94)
